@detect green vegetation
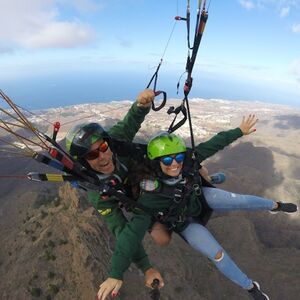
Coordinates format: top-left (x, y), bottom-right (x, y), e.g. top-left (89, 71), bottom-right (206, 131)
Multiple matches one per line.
top-left (30, 287), bottom-right (42, 297)
top-left (41, 210), bottom-right (48, 219)
top-left (47, 240), bottom-right (55, 248)
top-left (43, 250), bottom-right (56, 261)
top-left (48, 284), bottom-right (59, 295)
top-left (48, 271), bottom-right (55, 279)
top-left (58, 238), bottom-right (68, 245)
top-left (34, 221), bottom-right (42, 228)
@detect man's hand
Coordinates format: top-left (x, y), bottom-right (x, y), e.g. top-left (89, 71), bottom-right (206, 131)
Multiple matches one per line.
top-left (137, 89), bottom-right (155, 108)
top-left (97, 278), bottom-right (123, 300)
top-left (145, 267), bottom-right (164, 289)
top-left (239, 114), bottom-right (258, 135)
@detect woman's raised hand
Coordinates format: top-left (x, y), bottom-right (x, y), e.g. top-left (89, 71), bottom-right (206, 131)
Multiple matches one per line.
top-left (239, 114), bottom-right (258, 135)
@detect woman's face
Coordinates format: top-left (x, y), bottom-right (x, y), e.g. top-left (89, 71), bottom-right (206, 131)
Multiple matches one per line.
top-left (159, 153), bottom-right (184, 177)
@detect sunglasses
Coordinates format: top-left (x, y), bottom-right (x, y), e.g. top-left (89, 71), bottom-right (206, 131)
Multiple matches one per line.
top-left (160, 153), bottom-right (185, 166)
top-left (85, 141), bottom-right (109, 160)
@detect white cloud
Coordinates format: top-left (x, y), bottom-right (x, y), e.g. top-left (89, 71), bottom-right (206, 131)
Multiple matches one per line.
top-left (280, 6), bottom-right (290, 17)
top-left (238, 0), bottom-right (300, 16)
top-left (0, 0), bottom-right (97, 50)
top-left (292, 23), bottom-right (300, 33)
top-left (239, 0), bottom-right (255, 10)
top-left (19, 22), bottom-right (95, 49)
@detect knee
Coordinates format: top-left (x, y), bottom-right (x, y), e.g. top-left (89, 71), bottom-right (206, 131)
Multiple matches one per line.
top-left (152, 234), bottom-right (171, 246)
top-left (150, 222), bottom-right (171, 247)
top-left (214, 250), bottom-right (224, 262)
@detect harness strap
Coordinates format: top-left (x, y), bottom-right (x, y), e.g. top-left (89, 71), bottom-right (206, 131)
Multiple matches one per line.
top-left (154, 179), bottom-right (191, 228)
top-left (106, 188), bottom-right (156, 216)
top-left (167, 104), bottom-right (188, 133)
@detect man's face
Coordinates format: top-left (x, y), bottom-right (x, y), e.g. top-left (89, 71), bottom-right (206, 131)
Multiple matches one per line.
top-left (85, 140), bottom-right (115, 174)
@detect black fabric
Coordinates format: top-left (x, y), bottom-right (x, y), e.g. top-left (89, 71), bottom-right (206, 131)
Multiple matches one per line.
top-left (110, 138), bottom-right (147, 160)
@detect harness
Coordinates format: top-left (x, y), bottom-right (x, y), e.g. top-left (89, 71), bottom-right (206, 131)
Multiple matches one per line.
top-left (154, 177), bottom-right (191, 229)
top-left (141, 151), bottom-right (214, 228)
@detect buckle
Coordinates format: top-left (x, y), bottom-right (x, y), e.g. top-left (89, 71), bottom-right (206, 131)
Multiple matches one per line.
top-left (193, 184), bottom-right (202, 196)
top-left (156, 211), bottom-right (165, 221)
top-left (177, 214), bottom-right (185, 223)
top-left (173, 195), bottom-right (182, 203)
top-left (173, 188), bottom-right (183, 203)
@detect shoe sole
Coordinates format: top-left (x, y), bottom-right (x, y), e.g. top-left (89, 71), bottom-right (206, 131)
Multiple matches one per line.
top-left (253, 281), bottom-right (270, 300)
top-left (269, 203), bottom-right (298, 215)
top-left (269, 209), bottom-right (298, 215)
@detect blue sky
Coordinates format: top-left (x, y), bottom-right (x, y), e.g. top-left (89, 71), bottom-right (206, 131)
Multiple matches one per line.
top-left (0, 0), bottom-right (300, 109)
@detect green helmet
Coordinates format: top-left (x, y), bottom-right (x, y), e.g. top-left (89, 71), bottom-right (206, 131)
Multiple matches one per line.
top-left (65, 123), bottom-right (110, 160)
top-left (147, 132), bottom-right (186, 160)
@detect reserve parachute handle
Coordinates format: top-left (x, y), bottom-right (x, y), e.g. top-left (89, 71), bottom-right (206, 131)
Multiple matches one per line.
top-left (52, 121), bottom-right (61, 141)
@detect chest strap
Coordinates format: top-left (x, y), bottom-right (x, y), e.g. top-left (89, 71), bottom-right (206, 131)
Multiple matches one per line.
top-left (154, 178), bottom-right (192, 228)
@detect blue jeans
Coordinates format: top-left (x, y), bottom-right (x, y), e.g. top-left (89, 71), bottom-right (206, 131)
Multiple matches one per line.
top-left (203, 187), bottom-right (276, 212)
top-left (181, 223), bottom-right (253, 289)
top-left (180, 187), bottom-right (277, 289)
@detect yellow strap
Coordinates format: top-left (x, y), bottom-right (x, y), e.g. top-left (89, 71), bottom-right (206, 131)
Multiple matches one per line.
top-left (46, 174), bottom-right (64, 182)
top-left (98, 208), bottom-right (112, 216)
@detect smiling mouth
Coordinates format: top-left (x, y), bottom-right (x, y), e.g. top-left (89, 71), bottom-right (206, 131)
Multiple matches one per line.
top-left (169, 167), bottom-right (180, 171)
top-left (99, 161), bottom-right (110, 167)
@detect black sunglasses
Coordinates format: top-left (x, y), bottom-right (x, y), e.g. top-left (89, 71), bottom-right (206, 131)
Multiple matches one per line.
top-left (85, 141), bottom-right (109, 160)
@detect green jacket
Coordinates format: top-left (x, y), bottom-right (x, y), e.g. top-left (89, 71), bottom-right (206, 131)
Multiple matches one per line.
top-left (87, 102), bottom-right (152, 273)
top-left (109, 128), bottom-right (243, 279)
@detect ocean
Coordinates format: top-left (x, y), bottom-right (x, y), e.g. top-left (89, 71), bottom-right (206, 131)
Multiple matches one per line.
top-left (1, 71), bottom-right (299, 110)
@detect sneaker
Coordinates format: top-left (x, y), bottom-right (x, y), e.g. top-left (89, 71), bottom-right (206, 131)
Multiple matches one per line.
top-left (270, 202), bottom-right (298, 214)
top-left (248, 281), bottom-right (270, 300)
top-left (210, 172), bottom-right (226, 184)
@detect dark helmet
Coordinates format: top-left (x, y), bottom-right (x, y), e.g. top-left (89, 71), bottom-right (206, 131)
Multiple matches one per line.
top-left (147, 132), bottom-right (186, 160)
top-left (65, 123), bottom-right (110, 160)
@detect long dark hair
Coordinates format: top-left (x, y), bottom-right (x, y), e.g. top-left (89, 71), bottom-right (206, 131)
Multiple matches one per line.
top-left (127, 158), bottom-right (160, 199)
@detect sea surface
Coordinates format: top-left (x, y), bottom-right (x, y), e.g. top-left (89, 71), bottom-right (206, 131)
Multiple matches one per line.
top-left (1, 71), bottom-right (299, 110)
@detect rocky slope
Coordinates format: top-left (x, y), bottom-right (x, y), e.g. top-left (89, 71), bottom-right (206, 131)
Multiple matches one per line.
top-left (1, 99), bottom-right (300, 300)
